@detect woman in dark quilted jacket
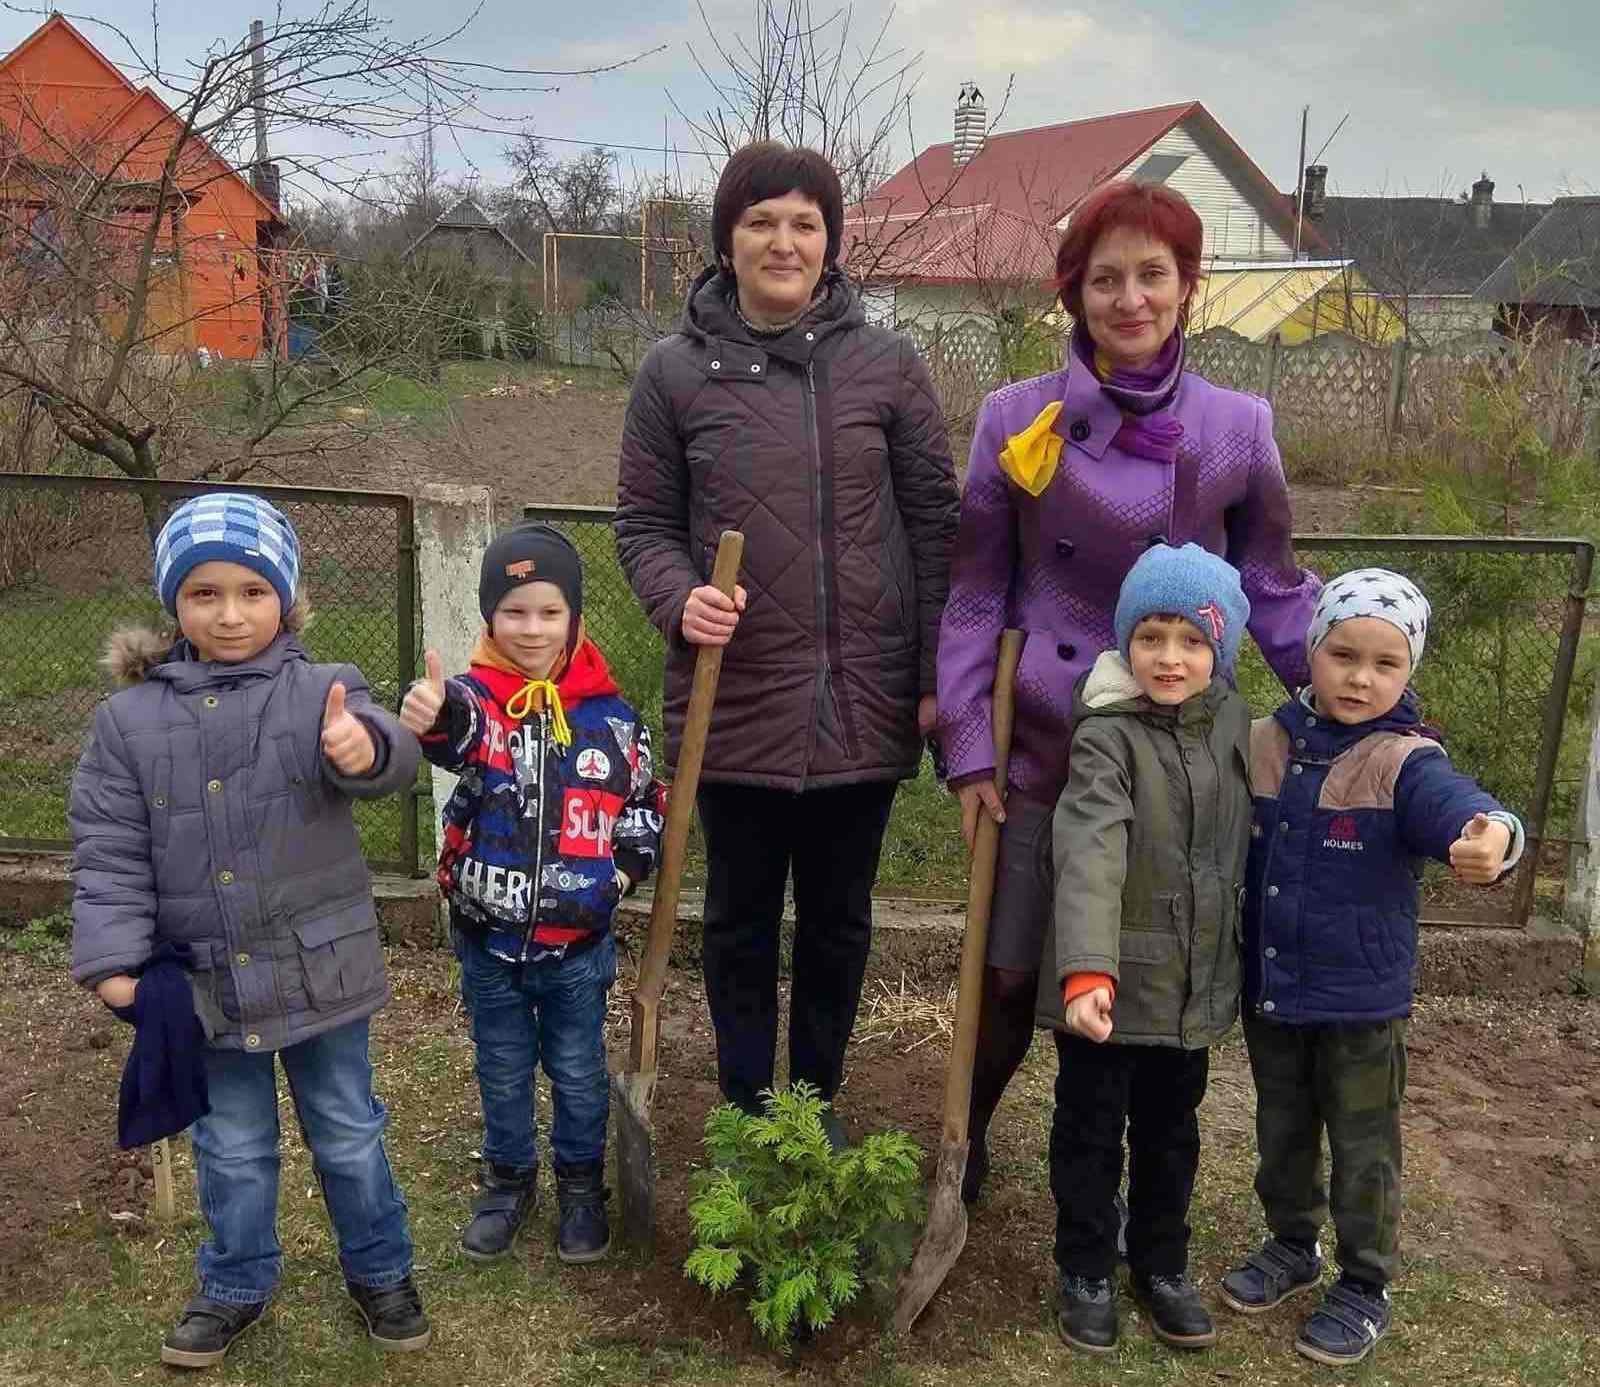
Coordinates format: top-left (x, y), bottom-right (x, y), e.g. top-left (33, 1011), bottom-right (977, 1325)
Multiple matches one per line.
top-left (615, 141), bottom-right (960, 1140)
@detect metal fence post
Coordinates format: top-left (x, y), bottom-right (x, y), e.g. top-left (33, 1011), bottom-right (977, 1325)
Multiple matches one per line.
top-left (396, 497), bottom-right (419, 875)
top-left (1567, 639), bottom-right (1600, 990)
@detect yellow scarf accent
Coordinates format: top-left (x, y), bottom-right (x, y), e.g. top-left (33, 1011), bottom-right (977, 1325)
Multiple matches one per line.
top-left (997, 400), bottom-right (1065, 497)
top-left (470, 631), bottom-right (573, 749)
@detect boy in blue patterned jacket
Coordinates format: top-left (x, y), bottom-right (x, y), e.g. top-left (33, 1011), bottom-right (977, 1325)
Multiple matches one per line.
top-left (1219, 569), bottom-right (1523, 1366)
top-left (400, 523), bottom-right (663, 1265)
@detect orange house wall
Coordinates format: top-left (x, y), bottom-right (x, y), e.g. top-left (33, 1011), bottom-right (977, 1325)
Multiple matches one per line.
top-left (0, 17), bottom-right (277, 360)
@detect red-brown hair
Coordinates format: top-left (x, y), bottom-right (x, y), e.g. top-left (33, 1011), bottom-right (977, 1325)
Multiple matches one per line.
top-left (1054, 180), bottom-right (1205, 327)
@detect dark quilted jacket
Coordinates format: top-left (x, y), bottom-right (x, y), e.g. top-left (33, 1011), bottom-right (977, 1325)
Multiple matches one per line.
top-left (615, 266), bottom-right (960, 791)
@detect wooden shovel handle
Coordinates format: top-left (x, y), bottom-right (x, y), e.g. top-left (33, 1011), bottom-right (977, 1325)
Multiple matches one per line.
top-left (628, 530), bottom-right (744, 1070)
top-left (941, 628), bottom-right (1026, 1142)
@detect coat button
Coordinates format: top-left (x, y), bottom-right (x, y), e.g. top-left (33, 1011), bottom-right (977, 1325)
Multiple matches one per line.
top-left (1056, 642), bottom-right (1077, 660)
top-left (152, 795), bottom-right (166, 808)
top-left (1265, 946), bottom-right (1278, 959)
top-left (236, 952), bottom-right (251, 965)
top-left (245, 1033), bottom-right (261, 1048)
top-left (1055, 539), bottom-right (1075, 559)
top-left (203, 696), bottom-right (218, 708)
top-left (1280, 820), bottom-right (1290, 833)
top-left (1267, 885), bottom-right (1279, 897)
top-left (1147, 533), bottom-right (1168, 548)
top-left (1262, 1000), bottom-right (1277, 1014)
top-left (1306, 715), bottom-right (1317, 726)
top-left (1290, 763), bottom-right (1303, 775)
top-left (218, 869), bottom-right (235, 885)
top-left (1294, 738), bottom-right (1307, 750)
top-left (207, 779), bottom-right (223, 793)
top-left (710, 359), bottom-right (721, 370)
top-left (1068, 419), bottom-right (1091, 442)
top-left (805, 331), bottom-right (815, 341)
top-left (750, 362), bottom-right (762, 373)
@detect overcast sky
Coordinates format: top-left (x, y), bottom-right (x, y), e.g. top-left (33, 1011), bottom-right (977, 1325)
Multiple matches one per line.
top-left (13, 0), bottom-right (1597, 207)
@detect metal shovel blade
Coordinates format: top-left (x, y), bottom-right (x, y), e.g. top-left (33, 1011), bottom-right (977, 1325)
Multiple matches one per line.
top-left (891, 1139), bottom-right (969, 1335)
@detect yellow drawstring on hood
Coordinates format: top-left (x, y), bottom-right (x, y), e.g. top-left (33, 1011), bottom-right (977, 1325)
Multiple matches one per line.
top-left (470, 630), bottom-right (574, 749)
top-left (997, 400), bottom-right (1064, 497)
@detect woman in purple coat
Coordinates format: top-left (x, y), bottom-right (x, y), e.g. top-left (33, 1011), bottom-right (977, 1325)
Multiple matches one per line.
top-left (936, 180), bottom-right (1319, 1200)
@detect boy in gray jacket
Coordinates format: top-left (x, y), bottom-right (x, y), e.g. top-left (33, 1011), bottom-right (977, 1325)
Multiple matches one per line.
top-left (69, 493), bottom-right (426, 1370)
top-left (1036, 543), bottom-right (1253, 1356)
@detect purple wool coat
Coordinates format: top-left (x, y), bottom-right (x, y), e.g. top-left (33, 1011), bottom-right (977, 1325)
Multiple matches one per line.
top-left (936, 355), bottom-right (1319, 806)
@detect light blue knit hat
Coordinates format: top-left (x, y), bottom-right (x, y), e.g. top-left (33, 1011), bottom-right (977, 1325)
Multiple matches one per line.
top-left (1114, 542), bottom-right (1251, 675)
top-left (154, 493), bottom-right (300, 614)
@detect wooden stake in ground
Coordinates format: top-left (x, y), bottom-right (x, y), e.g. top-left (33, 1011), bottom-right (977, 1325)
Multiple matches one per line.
top-left (613, 530), bottom-right (744, 1252)
top-left (892, 629), bottom-right (1025, 1335)
top-left (151, 1137), bottom-right (176, 1221)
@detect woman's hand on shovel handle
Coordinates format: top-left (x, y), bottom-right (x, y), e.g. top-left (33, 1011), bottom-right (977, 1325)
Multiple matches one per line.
top-left (682, 584), bottom-right (747, 646)
top-left (957, 778), bottom-right (1006, 852)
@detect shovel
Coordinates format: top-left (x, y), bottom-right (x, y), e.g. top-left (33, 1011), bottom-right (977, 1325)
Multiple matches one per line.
top-left (613, 529), bottom-right (744, 1251)
top-left (892, 627), bottom-right (1026, 1334)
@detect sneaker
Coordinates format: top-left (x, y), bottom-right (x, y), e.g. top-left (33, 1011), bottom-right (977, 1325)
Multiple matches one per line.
top-left (960, 1134), bottom-right (989, 1205)
top-left (460, 1162), bottom-right (537, 1264)
top-left (347, 1276), bottom-right (431, 1352)
top-left (160, 1297), bottom-right (265, 1368)
top-left (1133, 1273), bottom-right (1217, 1349)
top-left (1295, 1277), bottom-right (1391, 1366)
top-left (555, 1161), bottom-right (611, 1264)
top-left (1055, 1273), bottom-right (1118, 1355)
top-left (1219, 1237), bottom-right (1324, 1315)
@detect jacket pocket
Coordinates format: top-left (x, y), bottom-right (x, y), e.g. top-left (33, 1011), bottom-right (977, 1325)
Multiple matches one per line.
top-left (274, 733), bottom-right (319, 819)
top-left (1114, 923), bottom-right (1184, 1039)
top-left (148, 755), bottom-right (172, 850)
top-left (294, 897), bottom-right (384, 1010)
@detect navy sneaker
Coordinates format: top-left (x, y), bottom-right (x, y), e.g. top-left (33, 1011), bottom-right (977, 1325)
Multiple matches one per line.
top-left (160, 1296), bottom-right (265, 1368)
top-left (1220, 1237), bottom-right (1324, 1315)
top-left (347, 1276), bottom-right (431, 1352)
top-left (1055, 1273), bottom-right (1118, 1355)
top-left (1133, 1273), bottom-right (1217, 1348)
top-left (461, 1162), bottom-right (537, 1263)
top-left (555, 1161), bottom-right (611, 1264)
top-left (1295, 1277), bottom-right (1391, 1366)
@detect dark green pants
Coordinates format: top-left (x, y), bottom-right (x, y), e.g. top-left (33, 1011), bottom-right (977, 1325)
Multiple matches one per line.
top-left (1243, 1015), bottom-right (1407, 1287)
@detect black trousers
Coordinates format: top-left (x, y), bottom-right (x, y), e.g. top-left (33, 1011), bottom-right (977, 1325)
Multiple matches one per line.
top-left (1050, 1031), bottom-right (1210, 1280)
top-left (697, 780), bottom-right (897, 1113)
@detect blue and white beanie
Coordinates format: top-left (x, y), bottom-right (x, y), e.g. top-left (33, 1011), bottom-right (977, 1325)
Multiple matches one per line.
top-left (1307, 567), bottom-right (1430, 671)
top-left (1114, 542), bottom-right (1251, 676)
top-left (154, 493), bottom-right (300, 614)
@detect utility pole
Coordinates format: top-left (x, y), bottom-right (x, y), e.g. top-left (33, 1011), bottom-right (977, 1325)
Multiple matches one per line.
top-left (1292, 104), bottom-right (1309, 259)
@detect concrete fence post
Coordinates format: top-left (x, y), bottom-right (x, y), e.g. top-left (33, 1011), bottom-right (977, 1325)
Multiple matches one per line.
top-left (1564, 662), bottom-right (1600, 992)
top-left (414, 484), bottom-right (494, 934)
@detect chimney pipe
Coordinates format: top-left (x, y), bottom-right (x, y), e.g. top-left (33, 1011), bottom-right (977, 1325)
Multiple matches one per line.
top-left (953, 81), bottom-right (986, 170)
top-left (1302, 164), bottom-right (1327, 220)
top-left (248, 20), bottom-right (279, 211)
top-left (1471, 172), bottom-right (1494, 230)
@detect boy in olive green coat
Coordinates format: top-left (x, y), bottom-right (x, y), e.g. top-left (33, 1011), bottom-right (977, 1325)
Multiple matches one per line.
top-left (1036, 543), bottom-right (1255, 1357)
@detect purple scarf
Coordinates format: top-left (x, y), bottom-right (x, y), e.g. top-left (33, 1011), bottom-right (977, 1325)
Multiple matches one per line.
top-left (1071, 324), bottom-right (1186, 465)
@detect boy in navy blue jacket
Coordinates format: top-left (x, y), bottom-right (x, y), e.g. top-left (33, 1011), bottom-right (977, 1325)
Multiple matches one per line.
top-left (1219, 569), bottom-right (1522, 1366)
top-left (400, 523), bottom-right (663, 1266)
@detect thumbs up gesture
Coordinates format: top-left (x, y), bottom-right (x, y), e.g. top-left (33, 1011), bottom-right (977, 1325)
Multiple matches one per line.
top-left (1449, 812), bottom-right (1512, 885)
top-left (400, 649), bottom-right (448, 735)
top-left (321, 679), bottom-right (376, 776)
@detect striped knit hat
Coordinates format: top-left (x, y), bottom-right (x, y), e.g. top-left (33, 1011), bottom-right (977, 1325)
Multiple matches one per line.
top-left (154, 493), bottom-right (300, 614)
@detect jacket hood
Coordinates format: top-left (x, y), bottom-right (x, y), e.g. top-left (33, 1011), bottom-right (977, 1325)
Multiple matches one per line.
top-left (101, 627), bottom-right (309, 689)
top-left (1074, 649), bottom-right (1232, 725)
top-left (681, 265), bottom-right (863, 355)
top-left (467, 634), bottom-right (619, 711)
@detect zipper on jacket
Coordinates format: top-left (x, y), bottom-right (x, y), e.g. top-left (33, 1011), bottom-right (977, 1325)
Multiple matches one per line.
top-left (520, 708), bottom-right (549, 963)
top-left (802, 359), bottom-right (828, 789)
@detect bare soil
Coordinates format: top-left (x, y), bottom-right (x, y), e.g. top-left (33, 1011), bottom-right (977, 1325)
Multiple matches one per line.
top-left (4, 944), bottom-right (1595, 1368)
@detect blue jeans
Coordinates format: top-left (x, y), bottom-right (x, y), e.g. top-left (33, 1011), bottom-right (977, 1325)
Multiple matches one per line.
top-left (457, 929), bottom-right (617, 1171)
top-left (188, 1018), bottom-right (414, 1305)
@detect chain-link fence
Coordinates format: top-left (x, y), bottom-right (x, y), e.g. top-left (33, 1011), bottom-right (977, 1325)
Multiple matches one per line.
top-left (526, 507), bottom-right (1595, 927)
top-left (0, 474), bottom-right (418, 874)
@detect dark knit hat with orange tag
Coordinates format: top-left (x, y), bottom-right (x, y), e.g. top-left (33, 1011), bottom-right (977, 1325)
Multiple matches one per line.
top-left (479, 522), bottom-right (583, 625)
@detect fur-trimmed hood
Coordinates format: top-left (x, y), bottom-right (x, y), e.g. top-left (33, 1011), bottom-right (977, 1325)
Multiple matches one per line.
top-left (102, 627), bottom-right (179, 686)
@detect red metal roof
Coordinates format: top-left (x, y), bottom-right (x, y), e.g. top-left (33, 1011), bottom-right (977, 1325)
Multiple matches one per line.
top-left (845, 99), bottom-right (1316, 282)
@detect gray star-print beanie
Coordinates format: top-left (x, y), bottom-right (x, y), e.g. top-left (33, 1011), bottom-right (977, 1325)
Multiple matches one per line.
top-left (1306, 567), bottom-right (1431, 670)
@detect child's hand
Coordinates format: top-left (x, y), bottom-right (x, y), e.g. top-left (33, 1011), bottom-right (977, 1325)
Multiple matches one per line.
top-left (321, 681), bottom-right (376, 776)
top-left (95, 974), bottom-right (137, 1009)
top-left (1064, 985), bottom-right (1114, 1043)
top-left (1449, 812), bottom-right (1512, 885)
top-left (400, 650), bottom-right (446, 735)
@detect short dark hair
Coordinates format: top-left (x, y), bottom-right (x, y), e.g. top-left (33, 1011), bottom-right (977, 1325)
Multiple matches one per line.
top-left (1055, 180), bottom-right (1205, 328)
top-left (711, 142), bottom-right (844, 272)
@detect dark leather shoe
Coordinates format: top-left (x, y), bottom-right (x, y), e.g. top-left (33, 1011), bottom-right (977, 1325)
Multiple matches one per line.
top-left (461, 1162), bottom-right (537, 1263)
top-left (160, 1296), bottom-right (265, 1368)
top-left (1134, 1273), bottom-right (1217, 1348)
top-left (1055, 1273), bottom-right (1118, 1354)
top-left (347, 1275), bottom-right (431, 1351)
top-left (555, 1161), bottom-right (611, 1264)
